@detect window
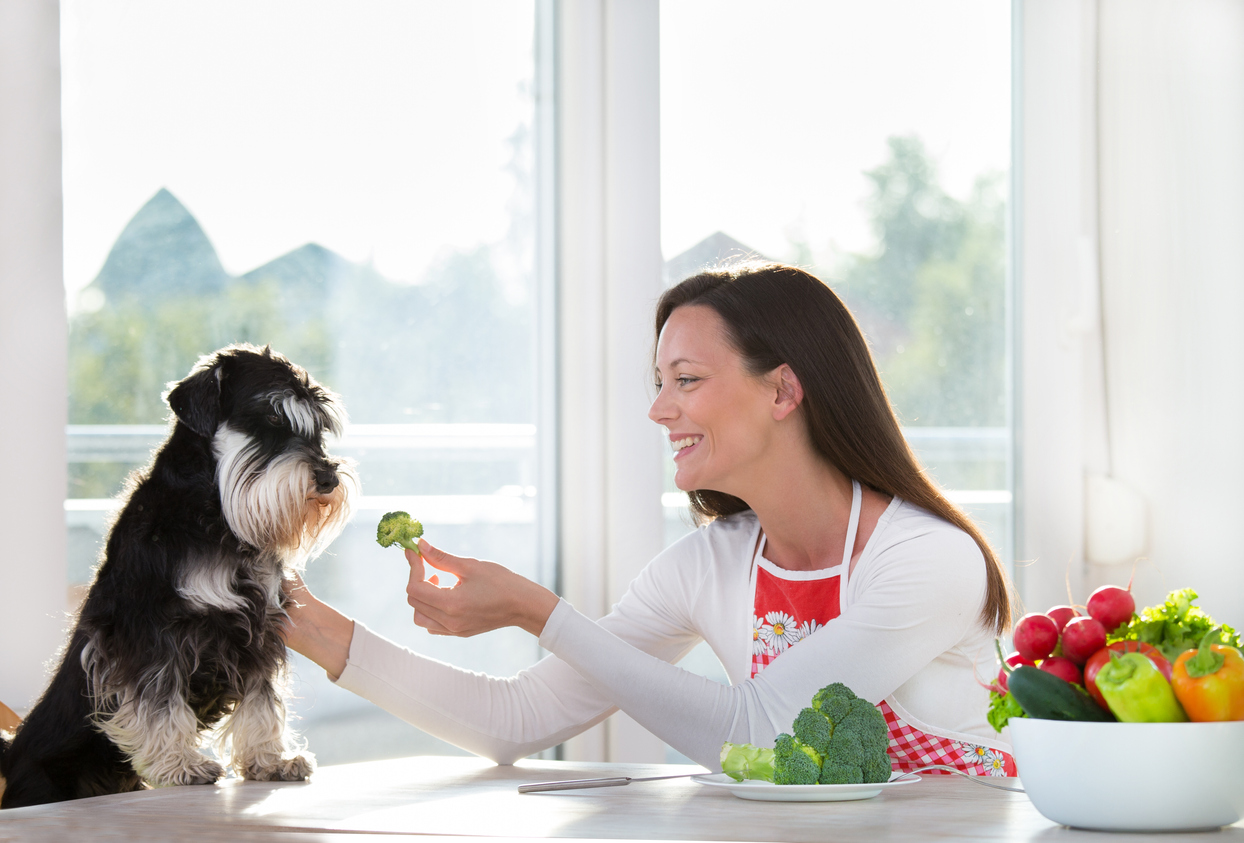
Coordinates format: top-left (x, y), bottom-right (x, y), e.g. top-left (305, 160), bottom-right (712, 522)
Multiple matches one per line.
top-left (56, 1), bottom-right (1012, 767)
top-left (659, 0), bottom-right (1013, 760)
top-left (61, 0), bottom-right (554, 764)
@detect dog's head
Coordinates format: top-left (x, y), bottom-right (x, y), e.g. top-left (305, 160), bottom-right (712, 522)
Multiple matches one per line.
top-left (165, 344), bottom-right (359, 561)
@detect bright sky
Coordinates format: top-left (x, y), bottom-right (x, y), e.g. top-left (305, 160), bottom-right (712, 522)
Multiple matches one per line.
top-left (61, 0), bottom-right (1009, 296)
top-left (60, 0), bottom-right (535, 294)
top-left (660, 0), bottom-right (1011, 265)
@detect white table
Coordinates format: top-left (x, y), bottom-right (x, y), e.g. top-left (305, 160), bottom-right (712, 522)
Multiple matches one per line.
top-left (2, 756), bottom-right (1241, 842)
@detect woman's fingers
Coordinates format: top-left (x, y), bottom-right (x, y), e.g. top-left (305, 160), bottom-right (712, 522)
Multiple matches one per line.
top-left (408, 589), bottom-right (470, 636)
top-left (399, 540), bottom-right (559, 638)
top-left (416, 538), bottom-right (471, 576)
top-left (412, 608), bottom-right (453, 636)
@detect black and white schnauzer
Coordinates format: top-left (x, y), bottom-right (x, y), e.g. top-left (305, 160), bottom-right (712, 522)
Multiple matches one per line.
top-left (0, 344), bottom-right (358, 808)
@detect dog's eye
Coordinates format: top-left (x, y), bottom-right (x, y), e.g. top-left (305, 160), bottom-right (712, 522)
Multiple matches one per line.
top-left (267, 414), bottom-right (282, 427)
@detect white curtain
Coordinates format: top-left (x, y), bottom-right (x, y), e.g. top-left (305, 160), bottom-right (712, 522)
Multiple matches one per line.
top-left (1019, 0), bottom-right (1244, 624)
top-left (0, 0), bottom-right (68, 712)
top-left (1092, 0), bottom-right (1244, 622)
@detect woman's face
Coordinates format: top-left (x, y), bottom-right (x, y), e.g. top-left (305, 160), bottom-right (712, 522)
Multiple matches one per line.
top-left (649, 305), bottom-right (784, 495)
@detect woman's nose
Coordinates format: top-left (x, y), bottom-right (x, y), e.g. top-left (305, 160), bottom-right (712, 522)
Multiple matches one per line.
top-left (648, 386), bottom-right (672, 424)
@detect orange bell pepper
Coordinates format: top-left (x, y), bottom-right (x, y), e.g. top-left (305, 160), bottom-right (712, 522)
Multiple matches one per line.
top-left (1170, 628), bottom-right (1244, 722)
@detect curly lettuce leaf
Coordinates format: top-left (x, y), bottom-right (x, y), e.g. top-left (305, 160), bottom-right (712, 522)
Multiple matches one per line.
top-left (1111, 588), bottom-right (1241, 662)
top-left (987, 690), bottom-right (1025, 733)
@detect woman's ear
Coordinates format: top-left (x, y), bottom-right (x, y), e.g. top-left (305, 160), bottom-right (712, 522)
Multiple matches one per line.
top-left (772, 364), bottom-right (804, 420)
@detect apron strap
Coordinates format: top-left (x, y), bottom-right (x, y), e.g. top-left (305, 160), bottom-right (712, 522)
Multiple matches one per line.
top-left (840, 479), bottom-right (862, 596)
top-left (753, 479), bottom-right (863, 571)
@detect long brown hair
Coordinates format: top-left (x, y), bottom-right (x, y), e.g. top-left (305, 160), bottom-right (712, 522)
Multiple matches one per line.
top-left (655, 261), bottom-right (1012, 634)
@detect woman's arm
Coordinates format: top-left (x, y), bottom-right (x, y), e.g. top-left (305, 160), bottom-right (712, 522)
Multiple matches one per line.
top-left (284, 543), bottom-right (705, 764)
top-left (404, 523), bottom-right (987, 770)
top-left (533, 526), bottom-right (989, 768)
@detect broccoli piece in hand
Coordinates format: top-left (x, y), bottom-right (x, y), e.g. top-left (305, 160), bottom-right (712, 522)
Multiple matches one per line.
top-left (720, 742), bottom-right (775, 783)
top-left (773, 733), bottom-right (822, 785)
top-left (376, 511), bottom-right (424, 552)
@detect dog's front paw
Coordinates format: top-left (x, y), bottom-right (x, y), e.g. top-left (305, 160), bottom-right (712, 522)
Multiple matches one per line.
top-left (149, 755), bottom-right (225, 787)
top-left (243, 753), bottom-right (315, 782)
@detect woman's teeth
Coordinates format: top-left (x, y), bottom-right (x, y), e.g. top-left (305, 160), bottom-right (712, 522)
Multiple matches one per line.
top-left (672, 437), bottom-right (700, 452)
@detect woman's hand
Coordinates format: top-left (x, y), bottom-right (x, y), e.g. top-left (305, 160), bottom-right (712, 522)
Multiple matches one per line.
top-left (281, 571), bottom-right (354, 680)
top-left (405, 540), bottom-right (559, 638)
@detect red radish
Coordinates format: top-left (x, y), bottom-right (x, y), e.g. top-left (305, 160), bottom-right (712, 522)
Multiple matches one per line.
top-left (1060, 616), bottom-right (1108, 665)
top-left (1013, 613), bottom-right (1060, 662)
top-left (1086, 584), bottom-right (1136, 635)
top-left (996, 652), bottom-right (1035, 692)
top-left (1083, 641), bottom-right (1173, 708)
top-left (1039, 656), bottom-right (1082, 685)
top-left (1046, 605), bottom-right (1079, 633)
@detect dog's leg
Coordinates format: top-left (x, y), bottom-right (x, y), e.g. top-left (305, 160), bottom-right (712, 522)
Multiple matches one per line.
top-left (223, 677), bottom-right (314, 782)
top-left (99, 680), bottom-right (224, 787)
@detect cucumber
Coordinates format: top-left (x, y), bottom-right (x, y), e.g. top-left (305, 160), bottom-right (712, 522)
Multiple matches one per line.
top-left (1006, 665), bottom-right (1115, 722)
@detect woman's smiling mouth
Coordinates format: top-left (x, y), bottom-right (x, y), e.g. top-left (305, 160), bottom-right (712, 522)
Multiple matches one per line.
top-left (671, 435), bottom-right (702, 459)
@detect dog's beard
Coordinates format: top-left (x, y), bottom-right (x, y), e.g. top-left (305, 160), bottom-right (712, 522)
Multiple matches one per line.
top-left (300, 470), bottom-right (358, 560)
top-left (213, 425), bottom-right (358, 561)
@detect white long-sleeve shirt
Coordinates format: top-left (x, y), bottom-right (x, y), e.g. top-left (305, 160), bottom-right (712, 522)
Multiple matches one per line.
top-left (334, 498), bottom-right (1012, 769)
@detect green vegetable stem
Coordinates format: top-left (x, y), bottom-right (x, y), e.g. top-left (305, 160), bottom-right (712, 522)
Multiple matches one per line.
top-left (1095, 650), bottom-right (1188, 722)
top-left (720, 742), bottom-right (776, 783)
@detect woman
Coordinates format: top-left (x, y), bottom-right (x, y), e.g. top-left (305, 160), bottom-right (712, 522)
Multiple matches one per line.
top-left (286, 261), bottom-right (1016, 775)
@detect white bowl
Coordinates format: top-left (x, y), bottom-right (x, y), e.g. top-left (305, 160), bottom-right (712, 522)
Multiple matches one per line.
top-left (1010, 718), bottom-right (1244, 831)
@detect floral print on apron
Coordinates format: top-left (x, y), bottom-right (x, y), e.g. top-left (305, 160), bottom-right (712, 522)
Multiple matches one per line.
top-left (750, 480), bottom-right (1017, 777)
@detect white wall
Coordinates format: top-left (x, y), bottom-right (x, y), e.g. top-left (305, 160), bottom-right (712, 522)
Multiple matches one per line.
top-left (0, 0), bottom-right (68, 713)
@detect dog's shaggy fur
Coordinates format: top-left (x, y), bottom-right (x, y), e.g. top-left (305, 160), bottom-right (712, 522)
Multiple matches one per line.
top-left (0, 345), bottom-right (357, 808)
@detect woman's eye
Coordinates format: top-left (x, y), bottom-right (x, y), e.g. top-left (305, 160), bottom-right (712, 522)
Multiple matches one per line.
top-left (676, 376), bottom-right (699, 387)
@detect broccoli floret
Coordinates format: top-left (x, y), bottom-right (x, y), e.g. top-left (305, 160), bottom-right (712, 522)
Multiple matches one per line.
top-left (861, 753), bottom-right (893, 784)
top-left (791, 707), bottom-right (833, 756)
top-left (773, 733), bottom-right (822, 785)
top-left (811, 682), bottom-right (857, 724)
top-left (720, 742), bottom-right (775, 783)
top-left (376, 511), bottom-right (424, 552)
top-left (819, 729), bottom-right (863, 784)
top-left (819, 760), bottom-right (865, 785)
top-left (843, 698), bottom-right (889, 757)
top-left (817, 697), bottom-right (892, 784)
top-left (729, 683), bottom-right (892, 788)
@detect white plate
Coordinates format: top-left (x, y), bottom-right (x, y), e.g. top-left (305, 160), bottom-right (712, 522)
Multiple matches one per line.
top-left (691, 773), bottom-right (919, 802)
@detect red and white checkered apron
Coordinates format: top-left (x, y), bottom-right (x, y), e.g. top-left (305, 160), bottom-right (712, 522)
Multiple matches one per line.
top-left (750, 482), bottom-right (1017, 777)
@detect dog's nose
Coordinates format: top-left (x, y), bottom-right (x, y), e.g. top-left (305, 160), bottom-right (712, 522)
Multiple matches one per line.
top-left (315, 468), bottom-right (340, 494)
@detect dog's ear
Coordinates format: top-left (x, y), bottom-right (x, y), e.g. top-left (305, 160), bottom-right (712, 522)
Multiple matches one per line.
top-left (165, 364), bottom-right (223, 438)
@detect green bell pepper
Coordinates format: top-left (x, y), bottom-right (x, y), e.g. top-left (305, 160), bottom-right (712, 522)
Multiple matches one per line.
top-left (1096, 650), bottom-right (1188, 722)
